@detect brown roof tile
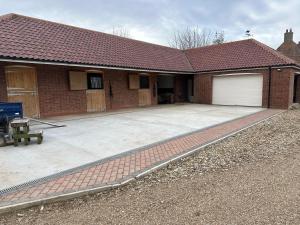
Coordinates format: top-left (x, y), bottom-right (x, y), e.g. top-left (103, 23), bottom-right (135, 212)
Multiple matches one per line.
top-left (184, 39), bottom-right (297, 72)
top-left (0, 13), bottom-right (298, 73)
top-left (0, 13), bottom-right (194, 73)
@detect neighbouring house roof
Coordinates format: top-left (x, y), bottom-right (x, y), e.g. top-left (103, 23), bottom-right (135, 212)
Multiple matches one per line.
top-left (184, 39), bottom-right (298, 72)
top-left (277, 31), bottom-right (300, 63)
top-left (0, 13), bottom-right (298, 74)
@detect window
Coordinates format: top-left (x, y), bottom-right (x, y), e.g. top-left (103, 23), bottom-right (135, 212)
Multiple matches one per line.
top-left (140, 75), bottom-right (150, 89)
top-left (87, 73), bottom-right (103, 89)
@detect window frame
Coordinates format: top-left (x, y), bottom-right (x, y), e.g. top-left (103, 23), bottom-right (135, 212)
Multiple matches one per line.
top-left (139, 75), bottom-right (150, 89)
top-left (87, 72), bottom-right (104, 90)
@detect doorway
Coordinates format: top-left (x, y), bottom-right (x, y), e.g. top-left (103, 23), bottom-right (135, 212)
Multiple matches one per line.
top-left (138, 74), bottom-right (151, 106)
top-left (293, 75), bottom-right (300, 103)
top-left (86, 72), bottom-right (106, 112)
top-left (5, 66), bottom-right (40, 118)
top-left (157, 75), bottom-right (175, 104)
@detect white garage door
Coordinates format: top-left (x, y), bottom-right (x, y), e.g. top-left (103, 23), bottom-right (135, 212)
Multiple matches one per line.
top-left (212, 74), bottom-right (263, 107)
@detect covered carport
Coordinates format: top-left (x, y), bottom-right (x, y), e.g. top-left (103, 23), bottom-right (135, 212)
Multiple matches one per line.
top-left (157, 75), bottom-right (175, 104)
top-left (157, 74), bottom-right (194, 104)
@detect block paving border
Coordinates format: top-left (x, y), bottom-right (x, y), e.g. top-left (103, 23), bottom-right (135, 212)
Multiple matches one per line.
top-left (0, 109), bottom-right (283, 213)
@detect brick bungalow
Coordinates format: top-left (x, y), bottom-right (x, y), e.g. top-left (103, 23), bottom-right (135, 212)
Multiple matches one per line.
top-left (0, 13), bottom-right (299, 118)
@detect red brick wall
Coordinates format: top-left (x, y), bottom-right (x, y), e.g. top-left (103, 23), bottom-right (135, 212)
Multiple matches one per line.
top-left (37, 65), bottom-right (87, 117)
top-left (193, 68), bottom-right (295, 109)
top-left (104, 70), bottom-right (139, 110)
top-left (103, 70), bottom-right (158, 110)
top-left (36, 66), bottom-right (159, 116)
top-left (269, 68), bottom-right (294, 109)
top-left (0, 63), bottom-right (7, 102)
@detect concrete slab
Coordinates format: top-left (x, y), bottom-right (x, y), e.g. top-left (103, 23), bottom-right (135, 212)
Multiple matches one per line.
top-left (0, 104), bottom-right (263, 190)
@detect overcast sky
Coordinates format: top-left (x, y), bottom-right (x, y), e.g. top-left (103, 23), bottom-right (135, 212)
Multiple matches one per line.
top-left (0, 0), bottom-right (299, 48)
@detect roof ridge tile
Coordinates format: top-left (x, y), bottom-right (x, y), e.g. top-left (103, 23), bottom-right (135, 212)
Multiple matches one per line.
top-left (0, 13), bottom-right (18, 22)
top-left (184, 39), bottom-right (252, 52)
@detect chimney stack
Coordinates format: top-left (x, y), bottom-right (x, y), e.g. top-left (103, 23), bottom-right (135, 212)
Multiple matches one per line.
top-left (284, 28), bottom-right (293, 43)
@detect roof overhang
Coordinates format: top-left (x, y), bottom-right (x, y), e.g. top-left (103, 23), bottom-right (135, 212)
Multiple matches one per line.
top-left (0, 58), bottom-right (195, 75)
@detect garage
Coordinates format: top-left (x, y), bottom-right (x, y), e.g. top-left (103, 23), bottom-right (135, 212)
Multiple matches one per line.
top-left (212, 74), bottom-right (263, 107)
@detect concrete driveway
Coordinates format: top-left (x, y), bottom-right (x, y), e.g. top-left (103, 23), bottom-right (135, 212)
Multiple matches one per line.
top-left (0, 104), bottom-right (263, 190)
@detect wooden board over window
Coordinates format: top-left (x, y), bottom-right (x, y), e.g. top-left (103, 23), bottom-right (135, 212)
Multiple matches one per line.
top-left (69, 71), bottom-right (87, 90)
top-left (129, 74), bottom-right (139, 89)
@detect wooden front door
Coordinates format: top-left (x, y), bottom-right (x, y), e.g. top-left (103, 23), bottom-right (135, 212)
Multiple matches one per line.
top-left (138, 89), bottom-right (151, 106)
top-left (86, 90), bottom-right (106, 112)
top-left (5, 66), bottom-right (40, 118)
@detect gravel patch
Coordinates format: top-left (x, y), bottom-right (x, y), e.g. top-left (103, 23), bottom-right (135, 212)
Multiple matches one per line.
top-left (0, 109), bottom-right (299, 225)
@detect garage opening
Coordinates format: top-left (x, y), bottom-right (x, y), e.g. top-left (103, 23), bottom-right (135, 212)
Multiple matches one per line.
top-left (212, 74), bottom-right (263, 107)
top-left (293, 74), bottom-right (300, 103)
top-left (157, 75), bottom-right (175, 104)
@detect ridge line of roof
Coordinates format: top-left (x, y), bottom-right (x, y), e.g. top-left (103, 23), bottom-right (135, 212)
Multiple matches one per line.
top-left (182, 50), bottom-right (196, 71)
top-left (183, 39), bottom-right (253, 52)
top-left (0, 13), bottom-right (17, 22)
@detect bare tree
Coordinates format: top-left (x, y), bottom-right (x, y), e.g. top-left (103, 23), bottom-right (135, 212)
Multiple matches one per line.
top-left (213, 31), bottom-right (225, 44)
top-left (112, 26), bottom-right (131, 38)
top-left (169, 27), bottom-right (225, 50)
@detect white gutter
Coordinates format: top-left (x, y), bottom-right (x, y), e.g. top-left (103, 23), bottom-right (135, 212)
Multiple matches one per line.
top-left (0, 58), bottom-right (195, 75)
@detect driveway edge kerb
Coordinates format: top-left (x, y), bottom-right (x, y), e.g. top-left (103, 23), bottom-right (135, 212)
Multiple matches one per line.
top-left (0, 110), bottom-right (284, 215)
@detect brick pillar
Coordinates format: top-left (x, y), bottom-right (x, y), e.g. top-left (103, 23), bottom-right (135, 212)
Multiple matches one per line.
top-left (150, 74), bottom-right (157, 105)
top-left (269, 68), bottom-right (294, 109)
